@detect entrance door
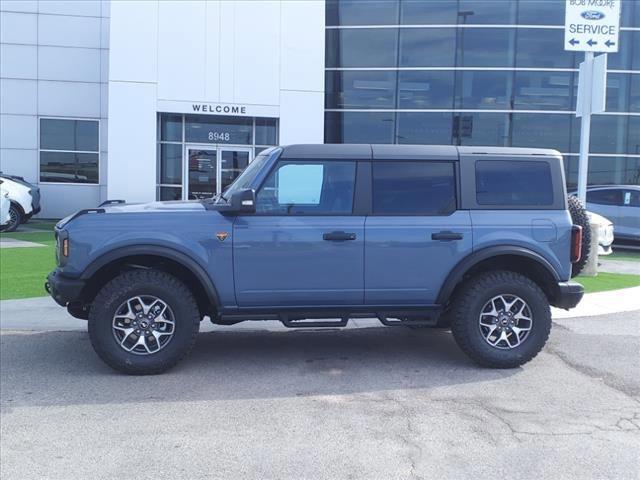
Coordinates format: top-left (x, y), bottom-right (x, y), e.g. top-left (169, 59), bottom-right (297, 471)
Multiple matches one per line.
top-left (186, 146), bottom-right (252, 199)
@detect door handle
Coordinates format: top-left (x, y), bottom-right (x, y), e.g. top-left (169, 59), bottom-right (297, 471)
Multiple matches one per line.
top-left (323, 231), bottom-right (357, 241)
top-left (431, 231), bottom-right (463, 241)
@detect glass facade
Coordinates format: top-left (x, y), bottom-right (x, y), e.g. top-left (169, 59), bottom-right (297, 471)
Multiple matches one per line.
top-left (156, 114), bottom-right (278, 200)
top-left (325, 0), bottom-right (640, 187)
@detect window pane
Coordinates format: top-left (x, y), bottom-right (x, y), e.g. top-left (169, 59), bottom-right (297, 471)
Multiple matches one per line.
top-left (159, 114), bottom-right (182, 142)
top-left (607, 31), bottom-right (636, 70)
top-left (587, 157), bottom-right (640, 186)
top-left (396, 112), bottom-right (453, 144)
top-left (589, 115), bottom-right (631, 154)
top-left (458, 28), bottom-right (514, 67)
top-left (326, 71), bottom-right (397, 109)
top-left (326, 29), bottom-right (398, 68)
top-left (400, 29), bottom-right (455, 67)
top-left (185, 115), bottom-right (252, 144)
top-left (513, 71), bottom-right (576, 111)
top-left (256, 161), bottom-right (356, 215)
top-left (373, 162), bottom-right (456, 215)
top-left (476, 160), bottom-right (553, 206)
top-left (325, 112), bottom-right (395, 143)
top-left (606, 73), bottom-right (640, 113)
top-left (586, 189), bottom-right (621, 205)
top-left (455, 113), bottom-right (510, 147)
top-left (517, 0), bottom-right (565, 25)
top-left (511, 113), bottom-right (573, 152)
top-left (40, 152), bottom-right (98, 183)
top-left (398, 70), bottom-right (454, 109)
top-left (40, 119), bottom-right (99, 151)
top-left (455, 70), bottom-right (511, 109)
top-left (326, 0), bottom-right (398, 26)
top-left (255, 117), bottom-right (278, 145)
top-left (456, 1), bottom-right (517, 24)
top-left (400, 0), bottom-right (457, 24)
top-left (158, 186), bottom-right (182, 201)
top-left (158, 143), bottom-right (182, 184)
top-left (516, 29), bottom-right (576, 68)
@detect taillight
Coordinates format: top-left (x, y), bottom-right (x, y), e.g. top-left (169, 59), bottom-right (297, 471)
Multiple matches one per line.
top-left (571, 225), bottom-right (582, 263)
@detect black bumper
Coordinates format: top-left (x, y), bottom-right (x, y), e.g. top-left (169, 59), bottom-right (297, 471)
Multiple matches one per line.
top-left (45, 269), bottom-right (85, 307)
top-left (553, 281), bottom-right (584, 310)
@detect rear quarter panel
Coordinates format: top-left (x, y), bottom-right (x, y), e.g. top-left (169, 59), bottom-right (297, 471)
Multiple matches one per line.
top-left (471, 210), bottom-right (573, 281)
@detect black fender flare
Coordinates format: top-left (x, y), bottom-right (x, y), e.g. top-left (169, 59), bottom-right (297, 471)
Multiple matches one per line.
top-left (80, 245), bottom-right (220, 308)
top-left (436, 246), bottom-right (561, 304)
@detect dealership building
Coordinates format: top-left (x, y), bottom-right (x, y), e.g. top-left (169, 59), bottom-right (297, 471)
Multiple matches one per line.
top-left (0, 0), bottom-right (638, 218)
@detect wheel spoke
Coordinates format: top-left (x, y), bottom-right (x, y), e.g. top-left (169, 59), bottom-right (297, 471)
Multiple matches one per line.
top-left (478, 294), bottom-right (534, 351)
top-left (112, 295), bottom-right (175, 356)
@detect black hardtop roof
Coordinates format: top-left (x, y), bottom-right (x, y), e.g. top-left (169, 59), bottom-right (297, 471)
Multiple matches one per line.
top-left (279, 144), bottom-right (562, 160)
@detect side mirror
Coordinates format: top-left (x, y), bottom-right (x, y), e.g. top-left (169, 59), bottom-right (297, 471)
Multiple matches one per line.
top-left (227, 188), bottom-right (256, 214)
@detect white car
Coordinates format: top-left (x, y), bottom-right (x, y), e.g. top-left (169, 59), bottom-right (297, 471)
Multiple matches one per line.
top-left (0, 174), bottom-right (41, 232)
top-left (0, 187), bottom-right (10, 230)
top-left (587, 211), bottom-right (614, 256)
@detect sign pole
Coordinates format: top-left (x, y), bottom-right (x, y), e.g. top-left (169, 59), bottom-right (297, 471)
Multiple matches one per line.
top-left (577, 51), bottom-right (594, 204)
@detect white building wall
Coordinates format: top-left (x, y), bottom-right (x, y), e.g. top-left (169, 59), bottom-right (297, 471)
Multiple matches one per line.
top-left (108, 0), bottom-right (326, 203)
top-left (0, 0), bottom-right (109, 218)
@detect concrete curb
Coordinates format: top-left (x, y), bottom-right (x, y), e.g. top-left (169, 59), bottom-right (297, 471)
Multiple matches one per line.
top-left (2, 287), bottom-right (639, 332)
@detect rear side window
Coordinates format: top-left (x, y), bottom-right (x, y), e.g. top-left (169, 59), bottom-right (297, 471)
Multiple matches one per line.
top-left (372, 162), bottom-right (456, 215)
top-left (476, 160), bottom-right (553, 206)
top-left (586, 189), bottom-right (622, 206)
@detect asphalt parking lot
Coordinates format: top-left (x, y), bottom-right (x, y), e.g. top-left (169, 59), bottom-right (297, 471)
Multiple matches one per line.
top-left (1, 309), bottom-right (639, 480)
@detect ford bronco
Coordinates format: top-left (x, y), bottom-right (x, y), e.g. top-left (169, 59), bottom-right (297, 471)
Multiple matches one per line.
top-left (46, 144), bottom-right (584, 374)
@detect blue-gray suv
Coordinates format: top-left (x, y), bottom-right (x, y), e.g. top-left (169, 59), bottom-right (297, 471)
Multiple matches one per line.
top-left (46, 145), bottom-right (584, 374)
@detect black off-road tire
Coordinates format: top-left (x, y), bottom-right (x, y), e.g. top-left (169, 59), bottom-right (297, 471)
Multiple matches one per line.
top-left (567, 195), bottom-right (591, 278)
top-left (88, 270), bottom-right (200, 375)
top-left (450, 271), bottom-right (551, 369)
top-left (4, 204), bottom-right (22, 232)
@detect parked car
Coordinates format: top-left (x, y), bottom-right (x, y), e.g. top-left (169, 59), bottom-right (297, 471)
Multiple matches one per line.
top-left (0, 185), bottom-right (10, 231)
top-left (46, 145), bottom-right (584, 374)
top-left (587, 211), bottom-right (614, 255)
top-left (579, 185), bottom-right (640, 245)
top-left (0, 173), bottom-right (41, 232)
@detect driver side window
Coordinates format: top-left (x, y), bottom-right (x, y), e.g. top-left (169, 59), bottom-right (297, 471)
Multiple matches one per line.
top-left (255, 160), bottom-right (356, 215)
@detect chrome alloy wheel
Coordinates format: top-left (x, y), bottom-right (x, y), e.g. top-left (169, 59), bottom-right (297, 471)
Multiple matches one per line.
top-left (112, 296), bottom-right (175, 355)
top-left (478, 294), bottom-right (533, 350)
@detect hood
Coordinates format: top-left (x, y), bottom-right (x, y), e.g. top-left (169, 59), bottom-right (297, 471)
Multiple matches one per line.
top-left (101, 200), bottom-right (207, 214)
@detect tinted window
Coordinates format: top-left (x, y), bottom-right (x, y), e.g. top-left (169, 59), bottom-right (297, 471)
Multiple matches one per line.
top-left (515, 29), bottom-right (576, 68)
top-left (396, 113), bottom-right (453, 145)
top-left (159, 114), bottom-right (182, 142)
top-left (326, 70), bottom-right (397, 109)
top-left (39, 119), bottom-right (99, 184)
top-left (40, 118), bottom-right (99, 151)
top-left (326, 0), bottom-right (398, 26)
top-left (325, 112), bottom-right (395, 144)
top-left (399, 29), bottom-right (456, 67)
top-left (476, 160), bottom-right (553, 206)
top-left (256, 161), bottom-right (356, 215)
top-left (398, 70), bottom-right (454, 109)
top-left (626, 191), bottom-right (640, 207)
top-left (373, 162), bottom-right (456, 215)
top-left (513, 71), bottom-right (576, 111)
top-left (587, 189), bottom-right (622, 206)
top-left (255, 118), bottom-right (278, 145)
top-left (455, 70), bottom-right (512, 109)
top-left (326, 29), bottom-right (398, 68)
top-left (158, 143), bottom-right (182, 184)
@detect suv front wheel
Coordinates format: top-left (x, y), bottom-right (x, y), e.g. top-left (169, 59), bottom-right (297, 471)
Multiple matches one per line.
top-left (88, 270), bottom-right (200, 374)
top-left (450, 271), bottom-right (551, 369)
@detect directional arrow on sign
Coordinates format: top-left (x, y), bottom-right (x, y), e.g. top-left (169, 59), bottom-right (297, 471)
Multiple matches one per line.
top-left (605, 40), bottom-right (616, 48)
top-left (569, 38), bottom-right (580, 46)
top-left (587, 39), bottom-right (598, 47)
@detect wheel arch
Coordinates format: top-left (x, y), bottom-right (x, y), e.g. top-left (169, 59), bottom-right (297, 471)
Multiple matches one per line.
top-left (79, 245), bottom-right (220, 318)
top-left (437, 246), bottom-right (561, 306)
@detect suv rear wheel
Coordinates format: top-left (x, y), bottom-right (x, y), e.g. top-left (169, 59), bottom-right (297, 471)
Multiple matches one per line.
top-left (88, 270), bottom-right (200, 375)
top-left (4, 204), bottom-right (22, 232)
top-left (450, 271), bottom-right (551, 369)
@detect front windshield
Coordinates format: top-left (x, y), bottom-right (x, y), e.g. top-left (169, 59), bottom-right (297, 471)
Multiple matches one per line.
top-left (222, 151), bottom-right (273, 199)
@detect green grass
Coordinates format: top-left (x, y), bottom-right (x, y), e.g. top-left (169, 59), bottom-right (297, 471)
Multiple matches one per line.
top-left (0, 231), bottom-right (55, 244)
top-left (576, 272), bottom-right (640, 294)
top-left (0, 243), bottom-right (56, 300)
top-left (609, 250), bottom-right (640, 262)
